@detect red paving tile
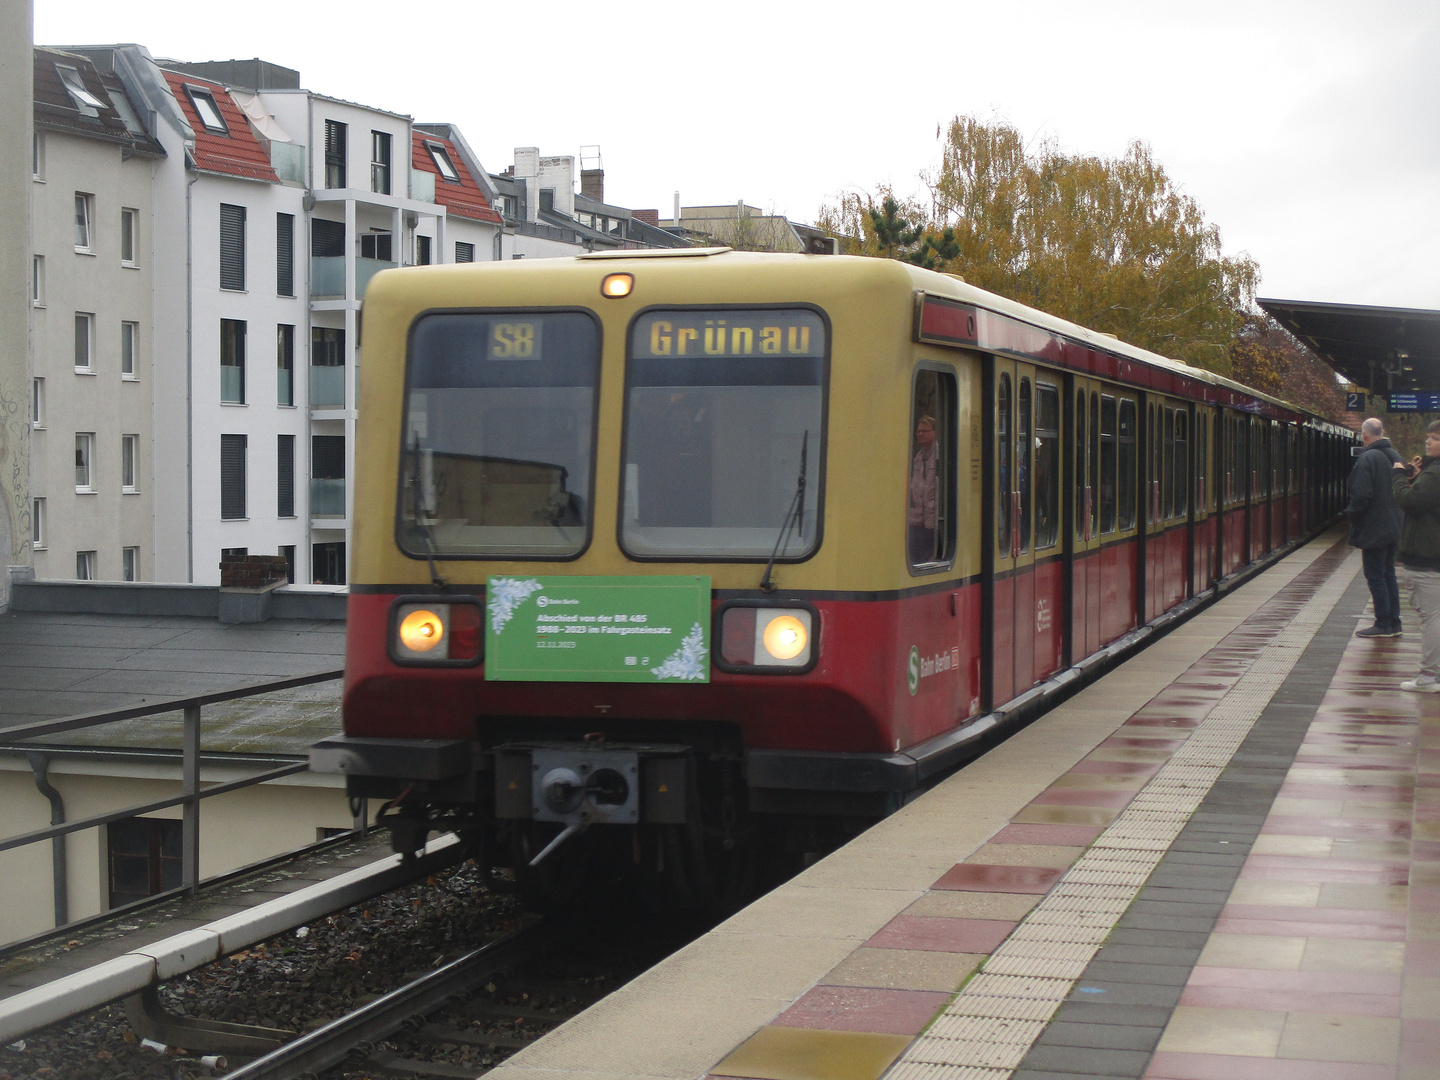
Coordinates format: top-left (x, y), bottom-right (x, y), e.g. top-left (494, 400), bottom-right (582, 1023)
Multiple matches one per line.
top-left (1177, 984), bottom-right (1400, 1016)
top-left (1029, 787), bottom-right (1138, 808)
top-left (1234, 864), bottom-right (1409, 885)
top-left (1100, 736), bottom-right (1188, 749)
top-left (1069, 759), bottom-right (1164, 776)
top-left (772, 985), bottom-right (952, 1035)
top-left (932, 863), bottom-right (1064, 894)
top-left (1401, 1019), bottom-right (1440, 1067)
top-left (1146, 1050), bottom-right (1396, 1079)
top-left (990, 822), bottom-right (1105, 846)
top-left (865, 915), bottom-right (1015, 953)
top-left (1262, 816), bottom-right (1412, 839)
top-left (1124, 717), bottom-right (1203, 729)
top-left (1244, 855), bottom-right (1412, 874)
top-left (1219, 904), bottom-right (1407, 928)
top-left (1212, 917), bottom-right (1405, 941)
top-left (1185, 968), bottom-right (1402, 994)
top-left (1279, 784), bottom-right (1415, 799)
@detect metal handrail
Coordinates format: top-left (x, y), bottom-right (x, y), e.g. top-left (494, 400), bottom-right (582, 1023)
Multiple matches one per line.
top-left (2, 670), bottom-right (345, 935)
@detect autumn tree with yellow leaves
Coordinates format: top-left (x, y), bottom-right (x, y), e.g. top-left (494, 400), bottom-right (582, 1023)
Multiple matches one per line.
top-left (818, 116), bottom-right (1261, 374)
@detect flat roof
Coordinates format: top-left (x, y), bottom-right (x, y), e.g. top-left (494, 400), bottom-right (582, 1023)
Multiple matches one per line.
top-left (1258, 297), bottom-right (1440, 395)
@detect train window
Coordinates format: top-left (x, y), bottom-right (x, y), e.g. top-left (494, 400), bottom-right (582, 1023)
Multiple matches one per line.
top-left (1074, 390), bottom-right (1087, 541)
top-left (1018, 378), bottom-right (1032, 554)
top-left (997, 374), bottom-right (1011, 554)
top-left (1175, 411), bottom-right (1188, 517)
top-left (398, 310), bottom-right (599, 559)
top-left (1089, 391), bottom-right (1100, 536)
top-left (1099, 395), bottom-right (1116, 534)
top-left (1036, 383), bottom-right (1059, 550)
top-left (1147, 403), bottom-right (1157, 525)
top-left (907, 367), bottom-right (957, 570)
top-left (1118, 399), bottom-right (1137, 530)
top-left (621, 308), bottom-right (825, 559)
top-left (1164, 407), bottom-right (1175, 520)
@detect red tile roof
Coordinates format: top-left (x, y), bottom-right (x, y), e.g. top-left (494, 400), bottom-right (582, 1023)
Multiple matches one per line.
top-left (162, 70), bottom-right (278, 183)
top-left (412, 133), bottom-right (503, 224)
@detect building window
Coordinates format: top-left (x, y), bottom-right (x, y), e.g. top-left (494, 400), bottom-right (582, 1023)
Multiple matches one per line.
top-left (310, 326), bottom-right (345, 408)
top-left (277, 324), bottom-right (295, 406)
top-left (277, 434), bottom-right (295, 517)
top-left (221, 434), bottom-right (247, 519)
top-left (74, 313), bottom-right (94, 371)
top-left (185, 86), bottom-right (228, 133)
top-left (121, 321), bottom-right (138, 378)
top-left (76, 550), bottom-right (97, 580)
top-left (276, 213), bottom-right (294, 296)
top-left (122, 434), bottom-right (138, 492)
top-left (908, 368), bottom-right (957, 570)
top-left (57, 63), bottom-right (105, 113)
top-left (32, 378), bottom-right (43, 428)
top-left (539, 189), bottom-right (555, 213)
top-left (455, 241), bottom-right (474, 263)
top-left (425, 142), bottom-right (459, 183)
top-left (120, 208), bottom-right (138, 266)
top-left (279, 545), bottom-right (296, 584)
top-left (32, 498), bottom-right (45, 549)
top-left (324, 119), bottom-right (347, 188)
top-left (220, 204), bottom-right (246, 290)
top-left (32, 130), bottom-right (44, 180)
top-left (416, 235), bottom-right (431, 266)
top-left (360, 230), bottom-right (392, 261)
top-left (107, 817), bottom-right (182, 907)
top-left (122, 546), bottom-right (139, 582)
top-left (311, 434), bottom-right (345, 518)
top-left (75, 433), bottom-right (94, 490)
top-left (75, 193), bottom-right (94, 251)
top-left (221, 319), bottom-right (246, 403)
top-left (311, 218), bottom-right (345, 258)
top-left (32, 254), bottom-right (43, 306)
top-left (221, 547), bottom-right (248, 560)
top-left (312, 541), bottom-right (346, 585)
top-left (371, 131), bottom-right (391, 195)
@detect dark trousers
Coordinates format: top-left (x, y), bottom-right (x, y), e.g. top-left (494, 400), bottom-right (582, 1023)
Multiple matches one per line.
top-left (1362, 545), bottom-right (1401, 628)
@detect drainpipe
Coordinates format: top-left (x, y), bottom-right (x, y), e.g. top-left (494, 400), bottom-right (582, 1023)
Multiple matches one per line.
top-left (185, 168), bottom-right (199, 582)
top-left (27, 753), bottom-right (68, 927)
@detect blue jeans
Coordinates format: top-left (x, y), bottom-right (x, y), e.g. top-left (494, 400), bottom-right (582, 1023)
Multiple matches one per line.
top-left (1362, 545), bottom-right (1401, 628)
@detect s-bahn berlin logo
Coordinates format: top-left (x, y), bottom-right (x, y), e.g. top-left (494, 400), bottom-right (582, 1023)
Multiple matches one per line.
top-left (909, 645), bottom-right (962, 695)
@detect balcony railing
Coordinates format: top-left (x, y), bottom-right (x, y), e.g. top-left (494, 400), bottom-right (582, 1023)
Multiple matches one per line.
top-left (410, 169), bottom-right (435, 203)
top-left (309, 365), bottom-right (345, 409)
top-left (310, 477), bottom-right (346, 518)
top-left (270, 142), bottom-right (306, 184)
top-left (221, 365), bottom-right (244, 404)
top-left (310, 257), bottom-right (396, 300)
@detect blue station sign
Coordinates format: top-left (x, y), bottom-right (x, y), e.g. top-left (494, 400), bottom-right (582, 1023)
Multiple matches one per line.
top-left (1388, 393), bottom-right (1440, 412)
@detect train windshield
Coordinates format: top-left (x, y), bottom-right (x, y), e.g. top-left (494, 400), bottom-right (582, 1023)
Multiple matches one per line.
top-left (621, 308), bottom-right (826, 559)
top-left (397, 310), bottom-right (599, 558)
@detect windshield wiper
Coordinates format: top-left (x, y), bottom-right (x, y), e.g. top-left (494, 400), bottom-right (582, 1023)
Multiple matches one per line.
top-left (408, 433), bottom-right (447, 589)
top-left (759, 430), bottom-right (808, 593)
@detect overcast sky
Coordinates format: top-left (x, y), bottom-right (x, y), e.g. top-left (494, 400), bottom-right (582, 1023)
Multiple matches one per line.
top-left (35, 0), bottom-right (1438, 310)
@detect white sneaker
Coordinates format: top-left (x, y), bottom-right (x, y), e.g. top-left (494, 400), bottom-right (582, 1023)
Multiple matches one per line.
top-left (1401, 677), bottom-right (1440, 693)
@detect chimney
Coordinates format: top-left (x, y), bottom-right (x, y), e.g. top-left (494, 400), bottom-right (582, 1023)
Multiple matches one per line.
top-left (581, 168), bottom-right (604, 202)
top-left (633, 209), bottom-right (659, 226)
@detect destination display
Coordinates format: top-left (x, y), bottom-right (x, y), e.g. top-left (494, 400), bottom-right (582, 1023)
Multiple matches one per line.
top-left (1388, 393), bottom-right (1440, 412)
top-left (632, 309), bottom-right (824, 359)
top-left (485, 575), bottom-right (711, 682)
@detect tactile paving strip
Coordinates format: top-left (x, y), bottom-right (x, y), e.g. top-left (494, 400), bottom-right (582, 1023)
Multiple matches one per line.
top-left (885, 548), bottom-right (1358, 1078)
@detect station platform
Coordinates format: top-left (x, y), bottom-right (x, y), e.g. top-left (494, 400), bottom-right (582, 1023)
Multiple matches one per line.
top-left (488, 529), bottom-right (1438, 1080)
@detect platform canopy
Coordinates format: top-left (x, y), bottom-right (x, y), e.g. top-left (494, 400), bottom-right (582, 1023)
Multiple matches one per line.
top-left (1258, 297), bottom-right (1440, 396)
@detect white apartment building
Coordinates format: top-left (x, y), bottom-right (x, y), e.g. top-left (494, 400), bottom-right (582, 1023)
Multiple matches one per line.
top-left (29, 48), bottom-right (164, 585)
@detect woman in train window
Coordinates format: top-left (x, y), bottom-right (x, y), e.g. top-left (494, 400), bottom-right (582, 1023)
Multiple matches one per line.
top-left (908, 414), bottom-right (938, 565)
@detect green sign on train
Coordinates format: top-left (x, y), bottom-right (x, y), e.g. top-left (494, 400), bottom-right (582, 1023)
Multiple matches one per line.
top-left (485, 575), bottom-right (711, 683)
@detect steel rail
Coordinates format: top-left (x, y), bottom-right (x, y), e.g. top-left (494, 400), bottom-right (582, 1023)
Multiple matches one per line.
top-left (221, 918), bottom-right (560, 1080)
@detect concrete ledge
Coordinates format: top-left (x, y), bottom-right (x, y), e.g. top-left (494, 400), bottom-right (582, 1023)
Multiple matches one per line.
top-left (8, 580), bottom-right (346, 622)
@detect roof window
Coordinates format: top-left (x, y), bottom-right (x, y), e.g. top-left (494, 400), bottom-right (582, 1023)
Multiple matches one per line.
top-left (57, 64), bottom-right (106, 115)
top-left (185, 86), bottom-right (229, 134)
top-left (425, 142), bottom-right (460, 183)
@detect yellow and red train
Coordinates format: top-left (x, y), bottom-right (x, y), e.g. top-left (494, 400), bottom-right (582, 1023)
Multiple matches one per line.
top-left (311, 250), bottom-right (1353, 906)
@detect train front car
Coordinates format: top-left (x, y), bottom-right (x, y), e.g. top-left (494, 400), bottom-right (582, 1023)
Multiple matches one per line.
top-left (313, 252), bottom-right (958, 910)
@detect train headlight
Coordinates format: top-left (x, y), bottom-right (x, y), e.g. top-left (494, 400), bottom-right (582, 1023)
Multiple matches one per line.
top-left (390, 599), bottom-right (483, 665)
top-left (716, 604), bottom-right (816, 673)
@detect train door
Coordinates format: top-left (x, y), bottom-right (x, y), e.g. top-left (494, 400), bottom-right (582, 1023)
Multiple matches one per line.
top-left (1071, 379), bottom-right (1104, 663)
top-left (1192, 406), bottom-right (1215, 594)
top-left (1097, 388), bottom-right (1140, 646)
top-left (992, 360), bottom-right (1049, 703)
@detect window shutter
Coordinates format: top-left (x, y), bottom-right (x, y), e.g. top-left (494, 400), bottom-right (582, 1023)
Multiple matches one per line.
top-left (277, 435), bottom-right (295, 517)
top-left (311, 218), bottom-right (345, 258)
top-left (312, 435), bottom-right (346, 481)
top-left (455, 241), bottom-right (474, 263)
top-left (221, 434), bottom-right (247, 519)
top-left (276, 213), bottom-right (294, 296)
top-left (220, 204), bottom-right (246, 290)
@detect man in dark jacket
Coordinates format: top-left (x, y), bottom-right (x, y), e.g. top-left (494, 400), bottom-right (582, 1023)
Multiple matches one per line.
top-left (1346, 418), bottom-right (1404, 637)
top-left (1393, 421), bottom-right (1440, 691)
